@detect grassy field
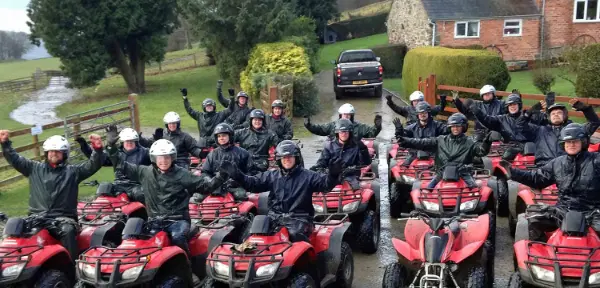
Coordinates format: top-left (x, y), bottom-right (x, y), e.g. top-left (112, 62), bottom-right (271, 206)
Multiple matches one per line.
top-left (0, 58), bottom-right (62, 81)
top-left (318, 33), bottom-right (389, 71)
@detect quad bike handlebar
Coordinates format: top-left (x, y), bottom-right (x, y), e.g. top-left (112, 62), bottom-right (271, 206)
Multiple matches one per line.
top-left (526, 204), bottom-right (600, 222)
top-left (400, 210), bottom-right (478, 222)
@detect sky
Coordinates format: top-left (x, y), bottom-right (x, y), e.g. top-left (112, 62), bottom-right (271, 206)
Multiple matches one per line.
top-left (0, 0), bottom-right (31, 33)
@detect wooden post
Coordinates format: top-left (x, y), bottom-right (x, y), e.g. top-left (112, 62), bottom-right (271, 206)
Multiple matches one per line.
top-left (193, 54), bottom-right (197, 67)
top-left (430, 74), bottom-right (437, 104)
top-left (418, 76), bottom-right (423, 92)
top-left (128, 94), bottom-right (141, 132)
top-left (32, 134), bottom-right (40, 159)
top-left (73, 115), bottom-right (81, 138)
top-left (158, 62), bottom-right (162, 72)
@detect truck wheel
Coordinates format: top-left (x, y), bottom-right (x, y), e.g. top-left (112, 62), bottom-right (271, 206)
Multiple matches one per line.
top-left (286, 272), bottom-right (317, 288)
top-left (375, 86), bottom-right (383, 98)
top-left (335, 89), bottom-right (344, 99)
top-left (356, 209), bottom-right (380, 254)
top-left (334, 242), bottom-right (354, 287)
top-left (464, 266), bottom-right (487, 288)
top-left (382, 263), bottom-right (407, 288)
top-left (34, 269), bottom-right (70, 288)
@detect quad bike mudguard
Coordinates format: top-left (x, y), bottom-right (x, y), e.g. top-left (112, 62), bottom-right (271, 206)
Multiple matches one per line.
top-left (313, 214), bottom-right (353, 287)
top-left (78, 221), bottom-right (125, 251)
top-left (247, 192), bottom-right (270, 215)
top-left (189, 219), bottom-right (239, 281)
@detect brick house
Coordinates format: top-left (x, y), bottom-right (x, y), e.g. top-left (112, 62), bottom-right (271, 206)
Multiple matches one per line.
top-left (387, 0), bottom-right (600, 61)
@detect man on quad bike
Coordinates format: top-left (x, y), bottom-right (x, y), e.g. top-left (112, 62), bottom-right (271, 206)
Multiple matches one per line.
top-left (220, 140), bottom-right (344, 242)
top-left (200, 123), bottom-right (252, 200)
top-left (385, 91), bottom-right (447, 125)
top-left (469, 93), bottom-right (532, 145)
top-left (0, 131), bottom-right (104, 261)
top-left (516, 98), bottom-right (600, 166)
top-left (392, 101), bottom-right (448, 166)
top-left (234, 109), bottom-right (279, 173)
top-left (181, 85), bottom-right (234, 147)
top-left (216, 81), bottom-right (253, 129)
top-left (304, 103), bottom-right (382, 140)
top-left (501, 123), bottom-right (600, 240)
top-left (107, 136), bottom-right (231, 256)
top-left (160, 111), bottom-right (205, 170)
top-left (238, 99), bottom-right (293, 143)
top-left (454, 85), bottom-right (505, 141)
top-left (310, 118), bottom-right (371, 188)
top-left (396, 113), bottom-right (493, 189)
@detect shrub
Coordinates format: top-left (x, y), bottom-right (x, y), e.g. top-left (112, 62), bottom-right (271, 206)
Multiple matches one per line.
top-left (443, 45), bottom-right (485, 50)
top-left (283, 17), bottom-right (320, 73)
top-left (402, 47), bottom-right (510, 99)
top-left (251, 73), bottom-right (320, 117)
top-left (573, 44), bottom-right (600, 98)
top-left (240, 42), bottom-right (311, 99)
top-left (370, 44), bottom-right (408, 78)
top-left (328, 12), bottom-right (388, 41)
top-left (532, 68), bottom-right (556, 94)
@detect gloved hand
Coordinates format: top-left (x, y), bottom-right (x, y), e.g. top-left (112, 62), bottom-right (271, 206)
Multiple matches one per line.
top-left (309, 165), bottom-right (320, 172)
top-left (304, 116), bottom-right (311, 126)
top-left (328, 158), bottom-right (344, 178)
top-left (217, 80), bottom-right (223, 89)
top-left (570, 98), bottom-right (587, 111)
top-left (502, 147), bottom-right (519, 161)
top-left (396, 136), bottom-right (407, 147)
top-left (498, 160), bottom-right (512, 179)
top-left (220, 161), bottom-right (239, 180)
top-left (357, 138), bottom-right (368, 152)
top-left (228, 88), bottom-right (235, 97)
top-left (439, 93), bottom-right (447, 103)
top-left (512, 89), bottom-right (521, 96)
top-left (106, 125), bottom-right (119, 147)
top-left (530, 102), bottom-right (542, 114)
top-left (451, 90), bottom-right (460, 101)
top-left (385, 94), bottom-right (393, 103)
top-left (482, 131), bottom-right (494, 145)
top-left (374, 114), bottom-right (382, 128)
top-left (180, 88), bottom-right (188, 98)
top-left (153, 128), bottom-right (164, 140)
top-left (393, 117), bottom-right (403, 137)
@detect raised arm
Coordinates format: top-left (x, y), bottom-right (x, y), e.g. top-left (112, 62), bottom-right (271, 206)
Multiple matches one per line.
top-left (471, 107), bottom-right (502, 131)
top-left (184, 134), bottom-right (203, 158)
top-left (397, 136), bottom-right (439, 152)
top-left (185, 171), bottom-right (229, 195)
top-left (74, 141), bottom-right (104, 183)
top-left (510, 160), bottom-right (556, 190)
top-left (217, 81), bottom-right (232, 108)
top-left (183, 99), bottom-right (201, 121)
top-left (304, 119), bottom-right (335, 136)
top-left (107, 145), bottom-right (142, 182)
top-left (1, 138), bottom-right (36, 177)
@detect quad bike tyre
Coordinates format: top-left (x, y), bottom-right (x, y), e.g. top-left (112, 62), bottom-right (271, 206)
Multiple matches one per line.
top-left (487, 212), bottom-right (496, 246)
top-left (508, 272), bottom-right (531, 288)
top-left (496, 177), bottom-right (509, 217)
top-left (382, 263), bottom-right (408, 288)
top-left (155, 275), bottom-right (186, 288)
top-left (484, 240), bottom-right (495, 288)
top-left (356, 209), bottom-right (380, 254)
top-left (464, 266), bottom-right (487, 288)
top-left (286, 272), bottom-right (317, 288)
top-left (335, 242), bottom-right (354, 287)
top-left (388, 182), bottom-right (404, 219)
top-left (203, 278), bottom-right (227, 288)
top-left (509, 212), bottom-right (517, 238)
top-left (35, 269), bottom-right (70, 288)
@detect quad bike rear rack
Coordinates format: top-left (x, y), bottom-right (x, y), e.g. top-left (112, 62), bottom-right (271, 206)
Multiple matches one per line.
top-left (78, 200), bottom-right (130, 225)
top-left (192, 215), bottom-right (249, 230)
top-left (312, 186), bottom-right (363, 214)
top-left (314, 213), bottom-right (348, 226)
top-left (189, 200), bottom-right (245, 221)
top-left (531, 188), bottom-right (559, 205)
top-left (525, 241), bottom-right (600, 287)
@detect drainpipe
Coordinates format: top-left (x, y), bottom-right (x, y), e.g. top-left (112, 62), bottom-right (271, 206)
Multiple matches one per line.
top-left (429, 19), bottom-right (436, 46)
top-left (540, 0), bottom-right (546, 59)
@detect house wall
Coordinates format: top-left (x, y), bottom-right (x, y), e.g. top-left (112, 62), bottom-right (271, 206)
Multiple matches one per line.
top-left (436, 18), bottom-right (541, 61)
top-left (543, 0), bottom-right (600, 50)
top-left (387, 0), bottom-right (432, 48)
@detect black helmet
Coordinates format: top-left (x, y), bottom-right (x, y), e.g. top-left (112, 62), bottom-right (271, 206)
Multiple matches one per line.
top-left (202, 98), bottom-right (217, 112)
top-left (559, 123), bottom-right (589, 151)
top-left (335, 118), bottom-right (354, 133)
top-left (271, 99), bottom-right (284, 109)
top-left (547, 103), bottom-right (568, 122)
top-left (447, 113), bottom-right (468, 132)
top-left (249, 109), bottom-right (266, 120)
top-left (213, 123), bottom-right (235, 146)
top-left (275, 140), bottom-right (304, 170)
top-left (415, 101), bottom-right (432, 114)
top-left (505, 94), bottom-right (522, 111)
top-left (236, 91), bottom-right (249, 102)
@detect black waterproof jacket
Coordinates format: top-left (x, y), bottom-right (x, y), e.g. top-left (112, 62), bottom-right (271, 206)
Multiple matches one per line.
top-left (455, 98), bottom-right (505, 131)
top-left (108, 146), bottom-right (227, 219)
top-left (201, 145), bottom-right (252, 177)
top-left (399, 134), bottom-right (491, 174)
top-left (164, 129), bottom-right (203, 169)
top-left (236, 165), bottom-right (338, 219)
top-left (217, 89), bottom-right (253, 129)
top-left (518, 105), bottom-right (600, 165)
top-left (305, 120), bottom-right (380, 140)
top-left (510, 151), bottom-right (600, 211)
top-left (402, 118), bottom-right (448, 138)
top-left (313, 139), bottom-right (371, 177)
top-left (266, 115), bottom-right (293, 142)
top-left (80, 143), bottom-right (151, 183)
top-left (471, 109), bottom-right (530, 142)
top-left (2, 141), bottom-right (103, 219)
top-left (387, 99), bottom-right (446, 125)
top-left (184, 98), bottom-right (233, 146)
top-left (234, 127), bottom-right (278, 162)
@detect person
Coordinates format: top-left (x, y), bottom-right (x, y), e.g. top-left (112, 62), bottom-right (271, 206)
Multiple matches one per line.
top-left (501, 123), bottom-right (600, 241)
top-left (219, 140), bottom-right (344, 242)
top-left (240, 100), bottom-right (293, 143)
top-left (385, 91), bottom-right (447, 125)
top-left (181, 86), bottom-right (234, 147)
top-left (396, 113), bottom-right (493, 189)
top-left (304, 103), bottom-right (382, 140)
top-left (454, 84), bottom-right (505, 141)
top-left (107, 137), bottom-right (230, 256)
top-left (0, 131), bottom-right (104, 261)
top-left (310, 119), bottom-right (371, 188)
top-left (517, 98), bottom-right (600, 166)
top-left (469, 93), bottom-right (530, 144)
top-left (234, 109), bottom-right (279, 173)
top-left (392, 101), bottom-right (448, 166)
top-left (161, 111), bottom-right (205, 170)
top-left (201, 123), bottom-right (252, 200)
top-left (215, 81), bottom-right (253, 129)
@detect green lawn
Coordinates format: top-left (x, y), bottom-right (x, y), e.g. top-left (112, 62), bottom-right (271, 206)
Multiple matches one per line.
top-left (0, 58), bottom-right (62, 81)
top-left (507, 68), bottom-right (576, 96)
top-left (318, 33), bottom-right (389, 71)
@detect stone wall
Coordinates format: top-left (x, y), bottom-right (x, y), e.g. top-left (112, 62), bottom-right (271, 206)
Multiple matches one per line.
top-left (387, 0), bottom-right (432, 49)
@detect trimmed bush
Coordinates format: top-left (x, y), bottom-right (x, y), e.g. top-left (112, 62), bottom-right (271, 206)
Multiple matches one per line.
top-left (532, 68), bottom-right (555, 94)
top-left (251, 73), bottom-right (320, 117)
top-left (402, 47), bottom-right (510, 99)
top-left (328, 12), bottom-right (388, 41)
top-left (573, 44), bottom-right (600, 98)
top-left (240, 42), bottom-right (311, 99)
top-left (371, 44), bottom-right (407, 78)
top-left (443, 45), bottom-right (485, 50)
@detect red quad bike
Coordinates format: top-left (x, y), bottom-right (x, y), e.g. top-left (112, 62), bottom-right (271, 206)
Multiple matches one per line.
top-left (589, 142), bottom-right (600, 153)
top-left (389, 150), bottom-right (434, 218)
top-left (508, 182), bottom-right (558, 237)
top-left (77, 182), bottom-right (148, 250)
top-left (361, 138), bottom-right (380, 177)
top-left (382, 210), bottom-right (494, 288)
top-left (386, 139), bottom-right (410, 167)
top-left (510, 204), bottom-right (600, 287)
top-left (0, 214), bottom-right (79, 287)
top-left (191, 147), bottom-right (215, 171)
top-left (204, 213), bottom-right (354, 287)
top-left (312, 168), bottom-right (381, 253)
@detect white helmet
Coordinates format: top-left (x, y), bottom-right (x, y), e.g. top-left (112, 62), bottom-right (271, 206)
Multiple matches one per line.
top-left (163, 112), bottom-right (181, 124)
top-left (149, 139), bottom-right (177, 163)
top-left (409, 91), bottom-right (425, 102)
top-left (480, 85), bottom-right (496, 96)
top-left (338, 103), bottom-right (355, 114)
top-left (43, 135), bottom-right (70, 158)
top-left (119, 128), bottom-right (139, 142)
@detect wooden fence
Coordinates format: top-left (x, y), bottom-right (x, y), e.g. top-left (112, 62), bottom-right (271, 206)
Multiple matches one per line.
top-left (0, 94), bottom-right (140, 188)
top-left (0, 70), bottom-right (65, 93)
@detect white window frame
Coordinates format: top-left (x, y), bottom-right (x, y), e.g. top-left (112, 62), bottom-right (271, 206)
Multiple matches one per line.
top-left (573, 0), bottom-right (600, 22)
top-left (503, 19), bottom-right (523, 36)
top-left (454, 20), bottom-right (480, 38)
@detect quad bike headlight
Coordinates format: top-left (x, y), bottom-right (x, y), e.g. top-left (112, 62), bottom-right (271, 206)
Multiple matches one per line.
top-left (342, 201), bottom-right (360, 212)
top-left (1, 263), bottom-right (25, 278)
top-left (78, 263), bottom-right (97, 279)
top-left (589, 271), bottom-right (600, 284)
top-left (422, 201), bottom-right (439, 212)
top-left (213, 261), bottom-right (230, 276)
top-left (531, 265), bottom-right (555, 282)
top-left (256, 263), bottom-right (279, 277)
top-left (313, 204), bottom-right (324, 213)
top-left (122, 265), bottom-right (144, 280)
top-left (459, 199), bottom-right (478, 212)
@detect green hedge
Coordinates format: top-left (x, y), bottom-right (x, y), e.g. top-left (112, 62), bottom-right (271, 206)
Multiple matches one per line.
top-left (573, 44), bottom-right (600, 98)
top-left (328, 12), bottom-right (388, 41)
top-left (443, 44), bottom-right (485, 50)
top-left (402, 47), bottom-right (510, 98)
top-left (371, 44), bottom-right (408, 78)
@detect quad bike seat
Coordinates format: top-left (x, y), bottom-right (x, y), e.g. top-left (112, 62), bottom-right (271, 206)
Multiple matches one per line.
top-left (442, 166), bottom-right (460, 182)
top-left (417, 150), bottom-right (430, 160)
top-left (561, 211), bottom-right (587, 237)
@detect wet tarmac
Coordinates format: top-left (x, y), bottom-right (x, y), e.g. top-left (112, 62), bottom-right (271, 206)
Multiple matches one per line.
top-left (9, 77), bottom-right (76, 125)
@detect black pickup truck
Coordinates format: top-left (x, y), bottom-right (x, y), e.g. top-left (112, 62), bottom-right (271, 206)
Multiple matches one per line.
top-left (331, 49), bottom-right (383, 99)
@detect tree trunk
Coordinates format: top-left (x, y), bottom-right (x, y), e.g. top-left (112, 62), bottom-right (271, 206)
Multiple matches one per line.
top-left (112, 40), bottom-right (141, 94)
top-left (126, 40), bottom-right (146, 94)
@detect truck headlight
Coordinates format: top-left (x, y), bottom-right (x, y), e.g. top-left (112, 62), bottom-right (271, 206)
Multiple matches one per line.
top-left (313, 204), bottom-right (324, 213)
top-left (459, 199), bottom-right (478, 212)
top-left (422, 201), bottom-right (439, 211)
top-left (531, 265), bottom-right (554, 282)
top-left (213, 262), bottom-right (229, 276)
top-left (342, 201), bottom-right (360, 212)
top-left (78, 263), bottom-right (96, 279)
top-left (2, 263), bottom-right (25, 278)
top-left (256, 263), bottom-right (279, 277)
top-left (122, 265), bottom-right (144, 280)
